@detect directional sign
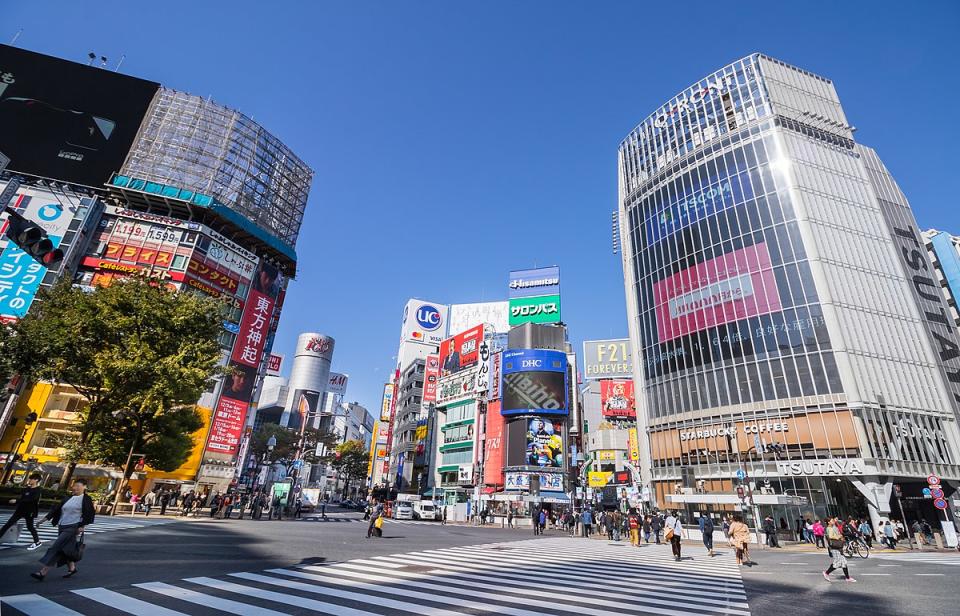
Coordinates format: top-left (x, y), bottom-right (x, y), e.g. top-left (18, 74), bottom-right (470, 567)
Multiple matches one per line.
top-left (736, 469), bottom-right (747, 481)
top-left (934, 497), bottom-right (948, 510)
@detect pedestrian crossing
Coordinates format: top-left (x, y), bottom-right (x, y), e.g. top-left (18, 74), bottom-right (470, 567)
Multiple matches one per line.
top-left (299, 517), bottom-right (441, 525)
top-left (871, 551), bottom-right (960, 566)
top-left (0, 536), bottom-right (749, 615)
top-left (0, 517), bottom-right (178, 551)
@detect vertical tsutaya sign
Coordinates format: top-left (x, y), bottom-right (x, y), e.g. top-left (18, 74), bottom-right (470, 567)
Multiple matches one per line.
top-left (582, 339), bottom-right (633, 380)
top-left (207, 261), bottom-right (282, 455)
top-left (508, 294), bottom-right (561, 326)
top-left (379, 383), bottom-right (395, 422)
top-left (422, 355), bottom-right (440, 403)
top-left (509, 266), bottom-right (560, 298)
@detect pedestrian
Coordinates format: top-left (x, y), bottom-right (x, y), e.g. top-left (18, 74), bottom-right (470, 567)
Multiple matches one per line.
top-left (804, 519), bottom-right (814, 543)
top-left (882, 521), bottom-right (897, 549)
top-left (612, 511), bottom-right (622, 542)
top-left (699, 514), bottom-right (715, 557)
top-left (650, 514), bottom-right (662, 544)
top-left (507, 509), bottom-right (514, 528)
top-left (664, 511), bottom-right (683, 561)
top-left (442, 505), bottom-right (448, 526)
top-left (812, 519), bottom-right (825, 549)
top-left (581, 508), bottom-right (593, 538)
top-left (722, 515), bottom-right (731, 539)
top-left (605, 512), bottom-right (614, 540)
top-left (159, 491), bottom-right (170, 516)
top-left (272, 495), bottom-right (283, 520)
top-left (531, 506), bottom-right (540, 536)
top-left (762, 515), bottom-right (780, 548)
top-left (858, 519), bottom-right (872, 548)
top-left (143, 490), bottom-right (156, 516)
top-left (209, 493), bottom-right (221, 518)
top-left (920, 520), bottom-right (934, 544)
top-left (642, 515), bottom-right (651, 543)
top-left (0, 472), bottom-right (44, 550)
top-left (237, 494), bottom-right (249, 520)
top-left (823, 517), bottom-right (856, 582)
top-left (321, 497), bottom-right (327, 519)
top-left (367, 503), bottom-right (384, 538)
top-left (181, 492), bottom-right (195, 517)
top-left (629, 512), bottom-right (640, 546)
top-left (728, 514), bottom-right (751, 566)
top-left (294, 498), bottom-right (303, 519)
top-left (539, 508), bottom-right (547, 534)
top-left (31, 479), bottom-right (95, 581)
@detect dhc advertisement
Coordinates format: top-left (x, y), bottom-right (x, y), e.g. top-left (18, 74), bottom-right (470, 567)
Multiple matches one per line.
top-left (501, 349), bottom-right (568, 416)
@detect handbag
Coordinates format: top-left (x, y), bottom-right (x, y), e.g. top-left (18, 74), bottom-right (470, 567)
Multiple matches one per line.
top-left (374, 515), bottom-right (384, 529)
top-left (665, 528), bottom-right (675, 541)
top-left (61, 531), bottom-right (85, 562)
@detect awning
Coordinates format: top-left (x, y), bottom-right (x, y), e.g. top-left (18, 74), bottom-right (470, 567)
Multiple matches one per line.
top-left (667, 493), bottom-right (808, 506)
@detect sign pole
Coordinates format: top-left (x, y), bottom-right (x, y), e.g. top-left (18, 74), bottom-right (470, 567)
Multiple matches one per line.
top-left (895, 492), bottom-right (914, 550)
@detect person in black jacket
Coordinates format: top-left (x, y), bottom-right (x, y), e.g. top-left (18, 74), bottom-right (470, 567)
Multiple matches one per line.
top-left (31, 478), bottom-right (95, 581)
top-left (0, 472), bottom-right (43, 549)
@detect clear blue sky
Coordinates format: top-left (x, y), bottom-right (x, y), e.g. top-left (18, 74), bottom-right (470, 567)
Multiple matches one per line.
top-left (7, 1), bottom-right (960, 413)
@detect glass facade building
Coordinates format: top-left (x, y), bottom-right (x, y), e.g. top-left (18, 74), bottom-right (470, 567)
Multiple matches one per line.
top-left (618, 54), bottom-right (960, 532)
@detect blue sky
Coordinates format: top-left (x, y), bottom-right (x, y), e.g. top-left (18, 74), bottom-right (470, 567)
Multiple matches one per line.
top-left (7, 1), bottom-right (959, 413)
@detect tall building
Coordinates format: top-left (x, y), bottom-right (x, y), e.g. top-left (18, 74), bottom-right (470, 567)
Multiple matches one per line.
top-left (0, 44), bottom-right (313, 494)
top-left (618, 54), bottom-right (960, 534)
top-left (923, 229), bottom-right (960, 330)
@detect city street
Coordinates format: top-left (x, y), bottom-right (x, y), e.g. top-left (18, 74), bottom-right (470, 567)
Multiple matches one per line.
top-left (1, 507), bottom-right (955, 615)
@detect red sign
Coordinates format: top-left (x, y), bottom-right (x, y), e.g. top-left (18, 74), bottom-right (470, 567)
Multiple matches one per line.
top-left (483, 401), bottom-right (504, 486)
top-left (266, 354), bottom-right (283, 374)
top-left (653, 242), bottom-right (782, 342)
top-left (188, 258), bottom-right (240, 293)
top-left (927, 474), bottom-right (941, 486)
top-left (600, 379), bottom-right (636, 419)
top-left (81, 256), bottom-right (185, 283)
top-left (422, 354), bottom-right (440, 403)
top-left (206, 396), bottom-right (248, 454)
top-left (230, 284), bottom-right (277, 368)
top-left (439, 324), bottom-right (484, 378)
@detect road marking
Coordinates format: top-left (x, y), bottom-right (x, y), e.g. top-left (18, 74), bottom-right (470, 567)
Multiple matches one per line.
top-left (877, 564), bottom-right (901, 567)
top-left (72, 588), bottom-right (188, 615)
top-left (1, 594), bottom-right (84, 615)
top-left (135, 581), bottom-right (290, 615)
top-left (860, 573), bottom-right (891, 576)
top-left (915, 573), bottom-right (946, 576)
top-left (778, 562), bottom-right (807, 565)
top-left (185, 576), bottom-right (384, 616)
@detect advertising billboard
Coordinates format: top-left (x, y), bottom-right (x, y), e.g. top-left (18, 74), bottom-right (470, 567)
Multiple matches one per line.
top-left (448, 301), bottom-right (510, 334)
top-left (488, 351), bottom-right (502, 401)
top-left (582, 339), bottom-right (633, 380)
top-left (508, 294), bottom-right (561, 326)
top-left (0, 44), bottom-right (160, 186)
top-left (600, 379), bottom-right (636, 419)
top-left (501, 349), bottom-right (568, 416)
top-left (504, 471), bottom-right (563, 491)
top-left (379, 383), bottom-right (395, 422)
top-left (439, 324), bottom-right (484, 378)
top-left (627, 428), bottom-right (640, 463)
top-left (400, 299), bottom-right (448, 346)
top-left (0, 187), bottom-right (80, 320)
top-left (509, 266), bottom-right (560, 299)
top-left (483, 401), bottom-right (504, 485)
top-left (287, 389), bottom-right (321, 431)
top-left (422, 354), bottom-right (440, 403)
top-left (436, 371), bottom-right (475, 406)
top-left (266, 354), bottom-right (283, 375)
top-left (526, 417), bottom-right (564, 468)
top-left (326, 372), bottom-right (349, 396)
top-left (646, 168), bottom-right (754, 244)
top-left (653, 242), bottom-right (781, 343)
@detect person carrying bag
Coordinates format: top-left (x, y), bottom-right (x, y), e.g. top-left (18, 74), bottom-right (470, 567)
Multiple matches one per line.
top-left (31, 479), bottom-right (95, 581)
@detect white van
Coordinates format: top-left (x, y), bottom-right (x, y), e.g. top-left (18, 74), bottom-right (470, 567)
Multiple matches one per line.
top-left (413, 500), bottom-right (440, 521)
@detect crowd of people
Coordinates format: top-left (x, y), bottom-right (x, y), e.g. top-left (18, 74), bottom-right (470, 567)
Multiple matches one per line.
top-left (116, 487), bottom-right (304, 521)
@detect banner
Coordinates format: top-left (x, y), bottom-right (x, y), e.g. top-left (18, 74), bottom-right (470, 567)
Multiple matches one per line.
top-left (582, 339), bottom-right (633, 380)
top-left (288, 389), bottom-right (321, 431)
top-left (439, 324), bottom-right (484, 378)
top-left (436, 371), bottom-right (475, 406)
top-left (504, 471), bottom-right (564, 491)
top-left (501, 349), bottom-right (568, 416)
top-left (379, 383), bottom-right (395, 422)
top-left (266, 354), bottom-right (283, 375)
top-left (628, 428), bottom-right (640, 463)
top-left (327, 372), bottom-right (349, 396)
top-left (508, 266), bottom-right (560, 299)
top-left (422, 355), bottom-right (440, 403)
top-left (483, 401), bottom-right (504, 485)
top-left (526, 418), bottom-right (564, 468)
top-left (488, 351), bottom-right (502, 401)
top-left (600, 379), bottom-right (636, 419)
top-left (508, 294), bottom-right (561, 326)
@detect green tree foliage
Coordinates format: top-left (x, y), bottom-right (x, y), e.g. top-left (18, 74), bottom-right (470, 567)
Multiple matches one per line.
top-left (330, 439), bottom-right (369, 497)
top-left (0, 279), bottom-right (224, 484)
top-left (248, 424), bottom-right (339, 468)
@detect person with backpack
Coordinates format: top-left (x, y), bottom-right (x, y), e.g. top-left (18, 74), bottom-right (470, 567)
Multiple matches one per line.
top-left (699, 514), bottom-right (716, 557)
top-left (629, 512), bottom-right (640, 546)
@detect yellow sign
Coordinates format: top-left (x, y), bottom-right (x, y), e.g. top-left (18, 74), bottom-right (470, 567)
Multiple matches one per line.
top-left (628, 428), bottom-right (640, 463)
top-left (588, 471), bottom-right (613, 487)
top-left (597, 450), bottom-right (616, 461)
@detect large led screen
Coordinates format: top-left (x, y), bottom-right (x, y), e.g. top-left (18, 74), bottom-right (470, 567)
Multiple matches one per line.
top-left (526, 417), bottom-right (564, 467)
top-left (0, 44), bottom-right (160, 186)
top-left (501, 349), bottom-right (568, 416)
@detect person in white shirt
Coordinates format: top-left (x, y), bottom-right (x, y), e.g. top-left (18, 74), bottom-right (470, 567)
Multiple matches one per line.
top-left (31, 479), bottom-right (95, 581)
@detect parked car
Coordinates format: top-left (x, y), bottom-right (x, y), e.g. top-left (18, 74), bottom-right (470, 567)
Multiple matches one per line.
top-left (394, 503), bottom-right (414, 520)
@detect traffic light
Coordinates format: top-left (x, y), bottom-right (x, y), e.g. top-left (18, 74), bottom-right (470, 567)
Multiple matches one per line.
top-left (3, 207), bottom-right (64, 267)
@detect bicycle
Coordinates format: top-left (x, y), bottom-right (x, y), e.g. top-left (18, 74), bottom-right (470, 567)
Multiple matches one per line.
top-left (843, 537), bottom-right (870, 559)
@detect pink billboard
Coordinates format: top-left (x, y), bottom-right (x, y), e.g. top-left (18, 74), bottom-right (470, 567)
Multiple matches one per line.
top-left (654, 242), bottom-right (781, 342)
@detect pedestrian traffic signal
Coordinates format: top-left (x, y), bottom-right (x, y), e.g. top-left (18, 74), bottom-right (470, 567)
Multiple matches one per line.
top-left (3, 207), bottom-right (64, 267)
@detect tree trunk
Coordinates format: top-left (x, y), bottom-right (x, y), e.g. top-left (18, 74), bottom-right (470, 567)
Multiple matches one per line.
top-left (60, 406), bottom-right (101, 488)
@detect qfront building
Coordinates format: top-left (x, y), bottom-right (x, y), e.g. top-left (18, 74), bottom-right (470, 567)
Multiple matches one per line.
top-left (618, 53), bottom-right (960, 538)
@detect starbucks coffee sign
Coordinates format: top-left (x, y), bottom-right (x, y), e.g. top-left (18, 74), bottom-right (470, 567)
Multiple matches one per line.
top-left (776, 458), bottom-right (865, 477)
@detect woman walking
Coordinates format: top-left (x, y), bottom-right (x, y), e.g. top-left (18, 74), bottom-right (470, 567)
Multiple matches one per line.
top-left (728, 514), bottom-right (752, 566)
top-left (812, 519), bottom-right (826, 549)
top-left (664, 511), bottom-right (683, 561)
top-left (823, 517), bottom-right (857, 582)
top-left (31, 479), bottom-right (95, 581)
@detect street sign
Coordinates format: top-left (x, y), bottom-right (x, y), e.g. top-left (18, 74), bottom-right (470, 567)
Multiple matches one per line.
top-left (931, 488), bottom-right (944, 499)
top-left (0, 178), bottom-right (21, 209)
top-left (934, 497), bottom-right (948, 510)
top-left (922, 487), bottom-right (931, 497)
top-left (736, 469), bottom-right (746, 481)
top-left (927, 474), bottom-right (941, 486)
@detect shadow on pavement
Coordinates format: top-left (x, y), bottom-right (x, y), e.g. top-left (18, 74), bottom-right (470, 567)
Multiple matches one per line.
top-left (744, 574), bottom-right (907, 616)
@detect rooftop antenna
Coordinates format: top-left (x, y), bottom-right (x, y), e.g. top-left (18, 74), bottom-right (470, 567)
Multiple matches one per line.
top-left (99, 55), bottom-right (108, 68)
top-left (114, 54), bottom-right (125, 72)
top-left (87, 52), bottom-right (96, 66)
top-left (9, 29), bottom-right (22, 45)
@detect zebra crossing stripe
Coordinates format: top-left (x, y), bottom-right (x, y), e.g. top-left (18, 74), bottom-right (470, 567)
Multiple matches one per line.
top-left (183, 576), bottom-right (384, 616)
top-left (231, 572), bottom-right (468, 616)
top-left (134, 581), bottom-right (289, 616)
top-left (0, 594), bottom-right (84, 616)
top-left (71, 587), bottom-right (188, 616)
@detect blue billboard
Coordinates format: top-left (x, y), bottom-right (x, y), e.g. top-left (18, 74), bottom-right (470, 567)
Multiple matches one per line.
top-left (645, 168), bottom-right (754, 245)
top-left (508, 266), bottom-right (560, 299)
top-left (501, 349), bottom-right (568, 416)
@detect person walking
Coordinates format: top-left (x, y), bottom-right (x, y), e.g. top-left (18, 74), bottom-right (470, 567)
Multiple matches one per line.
top-left (605, 512), bottom-right (615, 540)
top-left (642, 515), bottom-right (652, 543)
top-left (650, 514), bottom-right (662, 544)
top-left (294, 498), bottom-right (303, 520)
top-left (858, 519), bottom-right (873, 549)
top-left (539, 508), bottom-right (547, 535)
top-left (1, 472), bottom-right (44, 550)
top-left (763, 515), bottom-right (780, 548)
top-left (722, 515), bottom-right (731, 540)
top-left (507, 509), bottom-right (514, 528)
top-left (728, 514), bottom-right (752, 566)
top-left (442, 505), bottom-right (448, 526)
top-left (883, 521), bottom-right (897, 549)
top-left (700, 514), bottom-right (716, 557)
top-left (531, 506), bottom-right (540, 536)
top-left (824, 518), bottom-right (856, 582)
top-left (367, 503), bottom-right (384, 538)
top-left (31, 479), bottom-right (95, 581)
top-left (812, 519), bottom-right (825, 549)
top-left (629, 512), bottom-right (640, 547)
top-left (143, 490), bottom-right (156, 516)
top-left (581, 508), bottom-right (593, 538)
top-left (664, 512), bottom-right (683, 561)
top-left (611, 511), bottom-right (622, 542)
top-left (272, 495), bottom-right (283, 520)
top-left (159, 491), bottom-right (170, 516)
top-left (321, 497), bottom-right (328, 519)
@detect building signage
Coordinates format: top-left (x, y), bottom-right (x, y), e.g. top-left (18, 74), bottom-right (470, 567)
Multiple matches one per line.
top-left (588, 471), bottom-right (613, 487)
top-left (508, 294), bottom-right (561, 326)
top-left (400, 299), bottom-right (448, 345)
top-left (436, 370), bottom-right (475, 406)
top-left (501, 349), bottom-right (568, 416)
top-left (646, 169), bottom-right (753, 245)
top-left (474, 339), bottom-right (491, 393)
top-left (775, 458), bottom-right (865, 477)
top-left (483, 401), bottom-right (505, 486)
top-left (583, 339), bottom-right (633, 380)
top-left (526, 417), bottom-right (563, 468)
top-left (448, 301), bottom-right (510, 335)
top-left (302, 334), bottom-right (335, 360)
top-left (679, 421), bottom-right (789, 441)
top-left (504, 471), bottom-right (564, 491)
top-left (508, 266), bottom-right (561, 299)
top-left (439, 324), bottom-right (484, 378)
top-left (600, 379), bottom-right (636, 419)
top-left (597, 450), bottom-right (616, 462)
top-left (379, 383), bottom-right (395, 422)
top-left (488, 351), bottom-right (502, 401)
top-left (326, 372), bottom-right (348, 396)
top-left (627, 428), bottom-right (640, 463)
top-left (422, 354), bottom-right (440, 403)
top-left (266, 354), bottom-right (283, 375)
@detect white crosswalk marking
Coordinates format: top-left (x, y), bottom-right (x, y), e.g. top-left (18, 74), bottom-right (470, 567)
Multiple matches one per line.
top-left (0, 518), bottom-right (178, 550)
top-left (0, 537), bottom-right (749, 615)
top-left (871, 552), bottom-right (960, 566)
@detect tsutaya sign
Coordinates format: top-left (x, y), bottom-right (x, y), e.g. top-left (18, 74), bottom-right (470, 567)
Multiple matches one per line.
top-left (679, 422), bottom-right (789, 441)
top-left (776, 458), bottom-right (865, 477)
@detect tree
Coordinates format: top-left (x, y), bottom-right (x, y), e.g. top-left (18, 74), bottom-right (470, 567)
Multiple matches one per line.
top-left (330, 440), bottom-right (369, 498)
top-left (248, 424), bottom-right (338, 473)
top-left (85, 405), bottom-right (204, 472)
top-left (0, 278), bottom-right (224, 486)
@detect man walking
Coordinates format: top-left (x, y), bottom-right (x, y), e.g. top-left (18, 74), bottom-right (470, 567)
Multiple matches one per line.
top-left (0, 472), bottom-right (43, 550)
top-left (650, 514), bottom-right (662, 544)
top-left (532, 506), bottom-right (540, 535)
top-left (159, 491), bottom-right (170, 516)
top-left (442, 505), bottom-right (448, 525)
top-left (581, 507), bottom-right (593, 538)
top-left (763, 515), bottom-right (780, 548)
top-left (143, 490), bottom-right (157, 516)
top-left (700, 514), bottom-right (716, 556)
top-left (507, 509), bottom-right (514, 528)
top-left (321, 497), bottom-right (327, 519)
